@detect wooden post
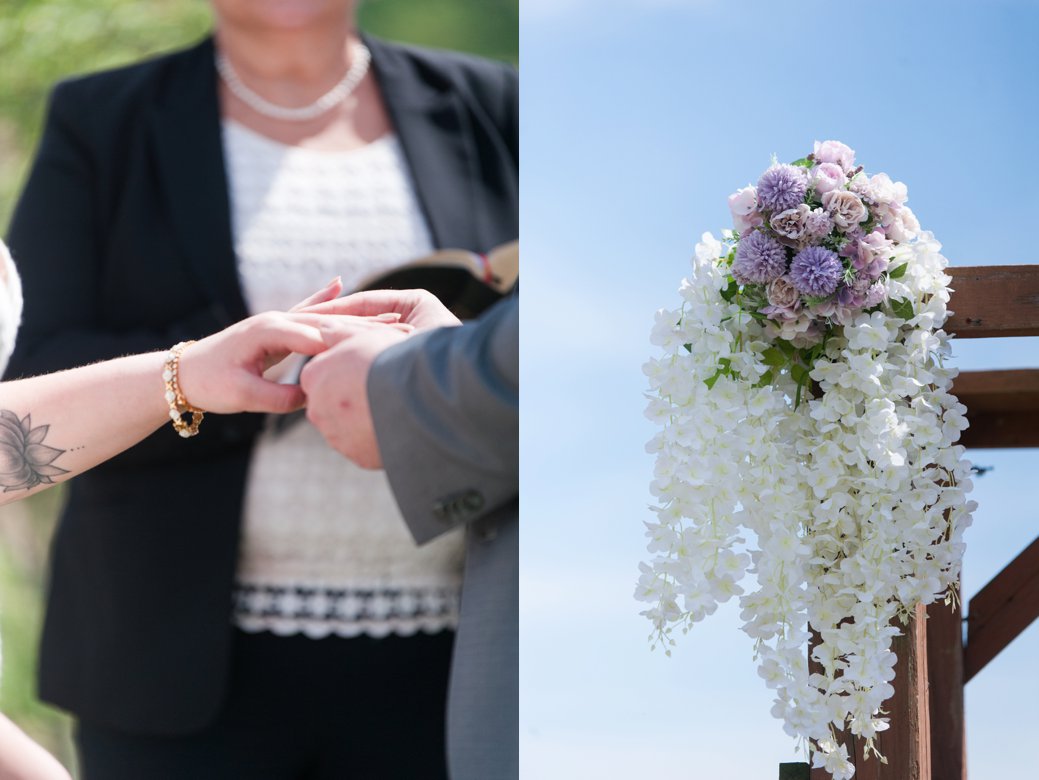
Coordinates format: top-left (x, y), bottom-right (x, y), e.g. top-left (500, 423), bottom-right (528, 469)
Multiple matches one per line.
top-left (927, 593), bottom-right (966, 780)
top-left (810, 604), bottom-right (931, 779)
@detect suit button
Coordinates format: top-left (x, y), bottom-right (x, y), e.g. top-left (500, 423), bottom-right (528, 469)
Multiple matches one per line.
top-left (432, 490), bottom-right (485, 524)
top-left (461, 490), bottom-right (485, 513)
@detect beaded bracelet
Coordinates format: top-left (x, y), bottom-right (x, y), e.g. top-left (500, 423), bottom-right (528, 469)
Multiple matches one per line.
top-left (163, 341), bottom-right (205, 438)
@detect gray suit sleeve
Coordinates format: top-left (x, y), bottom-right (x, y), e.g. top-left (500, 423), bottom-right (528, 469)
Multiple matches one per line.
top-left (368, 297), bottom-right (518, 544)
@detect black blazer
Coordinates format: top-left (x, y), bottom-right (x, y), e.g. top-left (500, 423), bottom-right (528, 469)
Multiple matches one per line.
top-left (4, 35), bottom-right (517, 734)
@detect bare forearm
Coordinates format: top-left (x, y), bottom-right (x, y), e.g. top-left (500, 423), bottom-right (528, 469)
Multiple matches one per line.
top-left (0, 309), bottom-right (398, 506)
top-left (0, 352), bottom-right (169, 503)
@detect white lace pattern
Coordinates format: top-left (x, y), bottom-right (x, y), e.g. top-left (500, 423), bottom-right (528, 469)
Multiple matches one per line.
top-left (223, 121), bottom-right (464, 639)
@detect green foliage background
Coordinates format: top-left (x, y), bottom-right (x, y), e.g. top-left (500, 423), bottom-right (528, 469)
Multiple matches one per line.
top-left (0, 0), bottom-right (516, 771)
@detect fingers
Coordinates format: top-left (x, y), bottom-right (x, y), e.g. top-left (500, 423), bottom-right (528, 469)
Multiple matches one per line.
top-left (249, 317), bottom-right (328, 358)
top-left (316, 318), bottom-right (406, 347)
top-left (280, 311), bottom-right (405, 329)
top-left (288, 277), bottom-right (343, 312)
top-left (237, 374), bottom-right (308, 414)
top-left (300, 290), bottom-right (419, 318)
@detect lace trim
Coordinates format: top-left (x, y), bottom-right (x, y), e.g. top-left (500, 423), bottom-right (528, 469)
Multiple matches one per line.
top-left (231, 583), bottom-right (460, 639)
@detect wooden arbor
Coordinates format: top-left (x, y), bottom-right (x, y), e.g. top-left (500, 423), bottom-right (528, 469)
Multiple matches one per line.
top-left (780, 265), bottom-right (1039, 780)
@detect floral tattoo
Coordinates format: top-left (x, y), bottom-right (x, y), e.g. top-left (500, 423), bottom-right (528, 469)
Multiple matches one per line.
top-left (0, 410), bottom-right (69, 492)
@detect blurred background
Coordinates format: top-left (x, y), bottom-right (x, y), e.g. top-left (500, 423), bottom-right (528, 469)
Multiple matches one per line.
top-left (0, 0), bottom-right (516, 771)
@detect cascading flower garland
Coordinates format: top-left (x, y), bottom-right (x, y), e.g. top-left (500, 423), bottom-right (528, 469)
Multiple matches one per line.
top-left (637, 141), bottom-right (975, 779)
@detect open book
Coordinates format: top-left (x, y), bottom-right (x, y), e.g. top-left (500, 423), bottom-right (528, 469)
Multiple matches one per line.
top-left (351, 240), bottom-right (518, 319)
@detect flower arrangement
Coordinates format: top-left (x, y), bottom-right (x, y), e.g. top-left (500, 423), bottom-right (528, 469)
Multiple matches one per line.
top-left (637, 141), bottom-right (975, 778)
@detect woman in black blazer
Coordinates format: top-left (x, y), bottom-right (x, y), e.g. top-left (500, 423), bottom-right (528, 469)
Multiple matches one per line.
top-left (5, 1), bottom-right (517, 777)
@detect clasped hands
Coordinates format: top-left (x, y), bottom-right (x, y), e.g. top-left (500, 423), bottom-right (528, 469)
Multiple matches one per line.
top-left (177, 279), bottom-right (460, 469)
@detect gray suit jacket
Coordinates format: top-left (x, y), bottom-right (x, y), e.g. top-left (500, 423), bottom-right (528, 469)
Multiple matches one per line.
top-left (368, 297), bottom-right (518, 780)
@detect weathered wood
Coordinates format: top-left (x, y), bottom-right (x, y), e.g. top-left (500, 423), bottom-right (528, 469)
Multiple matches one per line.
top-left (965, 536), bottom-right (1039, 681)
top-left (926, 594), bottom-right (966, 780)
top-left (946, 265), bottom-right (1039, 338)
top-left (879, 603), bottom-right (932, 780)
top-left (953, 369), bottom-right (1039, 449)
top-left (808, 605), bottom-right (931, 779)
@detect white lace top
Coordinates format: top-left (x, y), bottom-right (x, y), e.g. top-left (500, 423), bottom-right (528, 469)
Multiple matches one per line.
top-left (221, 121), bottom-right (465, 638)
top-left (0, 241), bottom-right (22, 681)
top-left (0, 241), bottom-right (23, 377)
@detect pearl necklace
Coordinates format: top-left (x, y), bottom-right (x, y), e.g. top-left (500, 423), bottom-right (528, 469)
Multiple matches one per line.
top-left (216, 42), bottom-right (371, 122)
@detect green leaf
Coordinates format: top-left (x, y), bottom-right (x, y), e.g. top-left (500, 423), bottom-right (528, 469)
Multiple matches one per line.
top-left (719, 279), bottom-right (739, 302)
top-left (774, 338), bottom-right (797, 357)
top-left (790, 157), bottom-right (814, 168)
top-left (791, 363), bottom-right (810, 385)
top-left (761, 347), bottom-right (787, 367)
top-left (682, 343), bottom-right (692, 353)
top-left (888, 262), bottom-right (909, 279)
top-left (891, 297), bottom-right (915, 320)
top-left (703, 358), bottom-right (734, 390)
top-left (753, 369), bottom-right (776, 389)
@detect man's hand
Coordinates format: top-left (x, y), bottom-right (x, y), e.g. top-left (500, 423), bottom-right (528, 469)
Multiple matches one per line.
top-left (177, 311), bottom-right (409, 415)
top-left (299, 319), bottom-right (414, 469)
top-left (302, 288), bottom-right (461, 330)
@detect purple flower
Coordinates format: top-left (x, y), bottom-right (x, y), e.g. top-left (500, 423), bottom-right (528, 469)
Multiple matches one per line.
top-left (733, 230), bottom-right (788, 284)
top-left (837, 284), bottom-right (862, 308)
top-left (789, 246), bottom-right (843, 297)
top-left (804, 208), bottom-right (833, 241)
top-left (756, 164), bottom-right (808, 213)
top-left (864, 281), bottom-right (888, 307)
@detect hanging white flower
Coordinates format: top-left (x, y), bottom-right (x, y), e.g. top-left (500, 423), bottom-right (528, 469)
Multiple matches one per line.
top-left (638, 144), bottom-right (975, 777)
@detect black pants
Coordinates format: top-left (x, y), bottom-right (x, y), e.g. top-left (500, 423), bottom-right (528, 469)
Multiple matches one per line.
top-left (76, 629), bottom-right (454, 779)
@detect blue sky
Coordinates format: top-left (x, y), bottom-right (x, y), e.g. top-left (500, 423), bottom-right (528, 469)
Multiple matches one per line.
top-left (519, 1), bottom-right (1039, 776)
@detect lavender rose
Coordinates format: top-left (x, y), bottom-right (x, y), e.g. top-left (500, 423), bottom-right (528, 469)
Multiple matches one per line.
top-left (769, 204), bottom-right (812, 241)
top-left (884, 206), bottom-right (921, 243)
top-left (728, 185), bottom-right (763, 233)
top-left (813, 140), bottom-right (856, 172)
top-left (822, 189), bottom-right (869, 231)
top-left (768, 274), bottom-right (797, 311)
top-left (811, 162), bottom-right (846, 196)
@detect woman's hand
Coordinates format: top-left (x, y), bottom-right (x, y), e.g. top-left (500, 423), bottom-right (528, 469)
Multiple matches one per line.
top-left (289, 276), bottom-right (344, 312)
top-left (302, 288), bottom-right (462, 331)
top-left (176, 311), bottom-right (411, 415)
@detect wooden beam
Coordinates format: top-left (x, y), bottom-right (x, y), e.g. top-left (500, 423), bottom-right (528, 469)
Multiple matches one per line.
top-left (927, 594), bottom-right (966, 780)
top-left (965, 536), bottom-right (1039, 681)
top-left (952, 369), bottom-right (1039, 449)
top-left (947, 265), bottom-right (1039, 338)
